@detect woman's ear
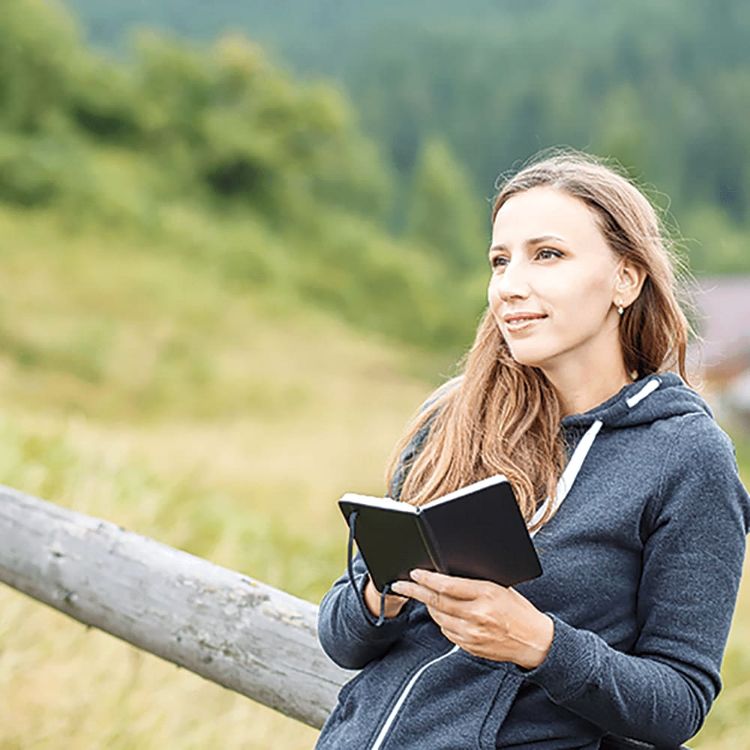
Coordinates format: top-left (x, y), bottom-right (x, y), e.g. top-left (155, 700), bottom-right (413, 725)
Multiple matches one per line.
top-left (614, 260), bottom-right (646, 306)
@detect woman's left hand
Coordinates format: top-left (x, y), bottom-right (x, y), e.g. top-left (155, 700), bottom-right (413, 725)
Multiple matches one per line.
top-left (391, 569), bottom-right (554, 670)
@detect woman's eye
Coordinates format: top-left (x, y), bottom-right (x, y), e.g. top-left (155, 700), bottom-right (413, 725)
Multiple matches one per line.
top-left (490, 249), bottom-right (560, 268)
top-left (537, 248), bottom-right (562, 260)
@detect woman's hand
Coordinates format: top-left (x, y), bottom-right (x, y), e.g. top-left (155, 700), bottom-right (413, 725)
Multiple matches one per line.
top-left (363, 577), bottom-right (409, 619)
top-left (391, 569), bottom-right (554, 670)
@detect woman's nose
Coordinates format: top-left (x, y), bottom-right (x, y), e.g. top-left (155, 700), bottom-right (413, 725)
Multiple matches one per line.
top-left (494, 258), bottom-right (531, 301)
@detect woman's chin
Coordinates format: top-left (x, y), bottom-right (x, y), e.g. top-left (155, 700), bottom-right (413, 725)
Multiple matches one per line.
top-left (505, 347), bottom-right (552, 369)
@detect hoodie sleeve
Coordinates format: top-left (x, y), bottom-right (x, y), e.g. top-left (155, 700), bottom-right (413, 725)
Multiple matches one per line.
top-left (316, 552), bottom-right (415, 670)
top-left (520, 414), bottom-right (750, 746)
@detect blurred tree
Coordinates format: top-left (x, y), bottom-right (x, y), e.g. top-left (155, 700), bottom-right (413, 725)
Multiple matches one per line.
top-left (0, 0), bottom-right (80, 133)
top-left (406, 136), bottom-right (487, 272)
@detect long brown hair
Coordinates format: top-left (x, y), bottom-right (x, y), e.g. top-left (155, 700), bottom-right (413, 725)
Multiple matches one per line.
top-left (385, 147), bottom-right (697, 532)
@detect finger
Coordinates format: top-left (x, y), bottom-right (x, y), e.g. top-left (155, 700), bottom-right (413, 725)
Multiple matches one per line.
top-left (392, 581), bottom-right (471, 617)
top-left (389, 580), bottom-right (419, 599)
top-left (409, 569), bottom-right (488, 601)
top-left (390, 580), bottom-right (441, 607)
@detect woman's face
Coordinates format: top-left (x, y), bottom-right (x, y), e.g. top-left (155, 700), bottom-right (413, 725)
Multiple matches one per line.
top-left (487, 186), bottom-right (624, 375)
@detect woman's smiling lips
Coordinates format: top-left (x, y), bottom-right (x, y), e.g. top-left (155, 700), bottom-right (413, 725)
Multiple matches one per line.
top-left (502, 312), bottom-right (548, 332)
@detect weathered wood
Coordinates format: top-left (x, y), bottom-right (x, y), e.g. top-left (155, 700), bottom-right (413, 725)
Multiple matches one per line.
top-left (0, 484), bottom-right (354, 729)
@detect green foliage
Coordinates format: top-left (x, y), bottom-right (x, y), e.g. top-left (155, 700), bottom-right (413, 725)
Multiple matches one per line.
top-left (67, 56), bottom-right (140, 142)
top-left (4, 0), bottom-right (750, 359)
top-left (0, 131), bottom-right (96, 207)
top-left (406, 136), bottom-right (487, 271)
top-left (0, 1), bottom-right (477, 353)
top-left (681, 205), bottom-right (750, 275)
top-left (286, 207), bottom-right (483, 349)
top-left (122, 31), bottom-right (393, 221)
top-left (0, 0), bottom-right (81, 132)
top-left (0, 2), bottom-right (395, 223)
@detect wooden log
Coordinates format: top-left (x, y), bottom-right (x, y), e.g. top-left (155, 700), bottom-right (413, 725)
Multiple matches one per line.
top-left (0, 484), bottom-right (355, 729)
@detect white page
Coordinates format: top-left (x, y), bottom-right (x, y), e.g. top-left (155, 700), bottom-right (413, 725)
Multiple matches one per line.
top-left (340, 473), bottom-right (508, 513)
top-left (339, 492), bottom-right (416, 513)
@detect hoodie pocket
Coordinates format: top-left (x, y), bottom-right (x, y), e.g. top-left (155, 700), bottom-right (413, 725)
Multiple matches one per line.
top-left (476, 665), bottom-right (525, 748)
top-left (318, 636), bottom-right (524, 750)
top-left (460, 652), bottom-right (525, 750)
top-left (316, 639), bottom-right (438, 750)
top-left (378, 649), bottom-right (523, 750)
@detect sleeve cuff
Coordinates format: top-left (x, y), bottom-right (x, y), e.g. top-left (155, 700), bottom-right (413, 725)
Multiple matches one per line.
top-left (518, 613), bottom-right (599, 702)
top-left (349, 571), bottom-right (415, 635)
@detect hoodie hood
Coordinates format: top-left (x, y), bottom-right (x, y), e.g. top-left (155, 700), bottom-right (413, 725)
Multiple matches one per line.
top-left (559, 371), bottom-right (713, 432)
top-left (529, 371), bottom-right (714, 533)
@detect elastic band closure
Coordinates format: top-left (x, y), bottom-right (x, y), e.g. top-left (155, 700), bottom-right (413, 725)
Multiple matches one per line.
top-left (378, 584), bottom-right (392, 626)
top-left (347, 510), bottom-right (390, 627)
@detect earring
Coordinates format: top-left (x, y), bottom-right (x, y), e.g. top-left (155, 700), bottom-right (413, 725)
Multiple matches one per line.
top-left (615, 300), bottom-right (625, 316)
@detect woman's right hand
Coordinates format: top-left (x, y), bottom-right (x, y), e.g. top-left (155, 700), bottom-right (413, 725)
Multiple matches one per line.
top-left (363, 577), bottom-right (409, 619)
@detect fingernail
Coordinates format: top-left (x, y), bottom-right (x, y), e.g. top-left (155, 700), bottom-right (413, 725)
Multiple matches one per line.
top-left (391, 582), bottom-right (405, 594)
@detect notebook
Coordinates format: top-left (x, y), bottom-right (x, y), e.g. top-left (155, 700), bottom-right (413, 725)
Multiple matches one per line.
top-left (338, 474), bottom-right (542, 593)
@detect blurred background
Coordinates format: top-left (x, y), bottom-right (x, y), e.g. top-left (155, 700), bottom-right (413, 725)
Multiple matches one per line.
top-left (0, 0), bottom-right (749, 747)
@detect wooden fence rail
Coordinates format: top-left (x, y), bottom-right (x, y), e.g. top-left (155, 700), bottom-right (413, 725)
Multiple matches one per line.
top-left (0, 484), bottom-right (353, 729)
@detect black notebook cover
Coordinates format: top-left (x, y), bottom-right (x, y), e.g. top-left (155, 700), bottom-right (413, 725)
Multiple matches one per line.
top-left (338, 475), bottom-right (542, 593)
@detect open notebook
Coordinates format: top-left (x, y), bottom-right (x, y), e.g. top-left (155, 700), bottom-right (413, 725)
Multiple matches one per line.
top-left (339, 474), bottom-right (542, 593)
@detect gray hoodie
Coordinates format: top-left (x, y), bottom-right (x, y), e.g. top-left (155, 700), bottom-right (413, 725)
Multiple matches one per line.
top-left (316, 372), bottom-right (750, 749)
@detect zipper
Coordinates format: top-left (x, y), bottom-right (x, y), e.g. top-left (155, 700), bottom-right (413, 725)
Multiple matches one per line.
top-left (369, 644), bottom-right (459, 750)
top-left (367, 417), bottom-right (602, 749)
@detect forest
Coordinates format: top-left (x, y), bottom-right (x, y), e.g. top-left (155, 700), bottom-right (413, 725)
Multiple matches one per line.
top-left (66, 0), bottom-right (750, 275)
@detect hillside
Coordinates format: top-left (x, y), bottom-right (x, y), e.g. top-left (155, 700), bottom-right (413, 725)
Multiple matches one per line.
top-left (0, 0), bottom-right (490, 358)
top-left (0, 204), bottom-right (455, 747)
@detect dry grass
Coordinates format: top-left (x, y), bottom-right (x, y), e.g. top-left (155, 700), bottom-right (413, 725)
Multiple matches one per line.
top-left (0, 207), bottom-right (449, 748)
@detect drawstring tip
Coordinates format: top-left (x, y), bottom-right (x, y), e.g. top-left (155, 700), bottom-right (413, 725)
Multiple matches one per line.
top-left (375, 583), bottom-right (392, 627)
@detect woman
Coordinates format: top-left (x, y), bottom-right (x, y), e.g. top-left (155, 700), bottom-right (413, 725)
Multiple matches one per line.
top-left (315, 149), bottom-right (750, 749)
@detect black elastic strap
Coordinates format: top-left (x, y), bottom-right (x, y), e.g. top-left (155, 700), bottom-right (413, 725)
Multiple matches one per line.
top-left (378, 583), bottom-right (392, 626)
top-left (347, 510), bottom-right (390, 627)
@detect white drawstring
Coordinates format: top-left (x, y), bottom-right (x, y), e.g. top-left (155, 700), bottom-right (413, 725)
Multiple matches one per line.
top-left (528, 419), bottom-right (603, 535)
top-left (528, 376), bottom-right (662, 536)
top-left (626, 377), bottom-right (661, 407)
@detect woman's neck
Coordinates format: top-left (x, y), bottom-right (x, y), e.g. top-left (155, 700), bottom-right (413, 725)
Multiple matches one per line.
top-left (544, 363), bottom-right (635, 418)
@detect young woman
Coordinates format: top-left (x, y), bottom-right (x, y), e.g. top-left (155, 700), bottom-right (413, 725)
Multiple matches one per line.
top-left (315, 149), bottom-right (750, 750)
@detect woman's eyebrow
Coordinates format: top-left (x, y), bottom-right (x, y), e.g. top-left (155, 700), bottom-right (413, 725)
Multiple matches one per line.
top-left (488, 234), bottom-right (567, 255)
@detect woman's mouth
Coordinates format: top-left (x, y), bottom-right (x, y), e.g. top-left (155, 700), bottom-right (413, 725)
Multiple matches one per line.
top-left (504, 315), bottom-right (547, 332)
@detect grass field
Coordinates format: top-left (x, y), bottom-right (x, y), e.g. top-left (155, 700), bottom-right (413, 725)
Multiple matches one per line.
top-left (0, 207), bottom-right (748, 748)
